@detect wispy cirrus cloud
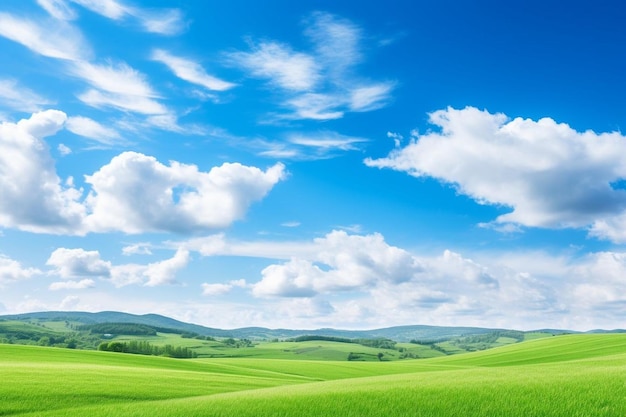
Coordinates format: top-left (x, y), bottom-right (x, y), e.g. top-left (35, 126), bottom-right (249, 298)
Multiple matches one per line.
top-left (0, 12), bottom-right (90, 61)
top-left (0, 11), bottom-right (185, 129)
top-left (256, 131), bottom-right (368, 160)
top-left (70, 60), bottom-right (169, 115)
top-left (73, 0), bottom-right (186, 35)
top-left (66, 116), bottom-right (122, 145)
top-left (151, 49), bottom-right (235, 91)
top-left (37, 0), bottom-right (78, 20)
top-left (229, 41), bottom-right (320, 91)
top-left (43, 0), bottom-right (187, 35)
top-left (228, 12), bottom-right (395, 121)
top-left (0, 79), bottom-right (52, 112)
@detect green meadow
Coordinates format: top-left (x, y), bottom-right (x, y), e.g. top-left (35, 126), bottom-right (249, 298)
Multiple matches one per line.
top-left (1, 334), bottom-right (625, 416)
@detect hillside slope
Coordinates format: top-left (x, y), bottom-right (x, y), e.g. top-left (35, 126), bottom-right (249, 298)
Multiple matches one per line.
top-left (1, 334), bottom-right (625, 416)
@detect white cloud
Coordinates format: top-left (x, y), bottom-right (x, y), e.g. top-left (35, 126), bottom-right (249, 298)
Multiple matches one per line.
top-left (66, 116), bottom-right (121, 144)
top-left (152, 49), bottom-right (235, 91)
top-left (57, 143), bottom-right (72, 155)
top-left (84, 152), bottom-right (285, 233)
top-left (174, 234), bottom-right (316, 259)
top-left (37, 0), bottom-right (77, 20)
top-left (256, 131), bottom-right (368, 160)
top-left (108, 249), bottom-right (189, 287)
top-left (143, 249), bottom-right (190, 286)
top-left (122, 243), bottom-right (152, 256)
top-left (46, 248), bottom-right (112, 278)
top-left (288, 132), bottom-right (368, 151)
top-left (202, 279), bottom-right (246, 296)
top-left (589, 214), bottom-right (626, 243)
top-left (72, 61), bottom-right (157, 98)
top-left (137, 9), bottom-right (186, 36)
top-left (366, 106), bottom-right (626, 242)
top-left (281, 221), bottom-right (301, 228)
top-left (1, 111), bottom-right (283, 235)
top-left (77, 89), bottom-right (167, 115)
top-left (49, 278), bottom-right (95, 290)
top-left (0, 110), bottom-right (86, 234)
top-left (59, 295), bottom-right (80, 310)
top-left (43, 247), bottom-right (188, 288)
top-left (229, 12), bottom-right (394, 122)
top-left (229, 42), bottom-right (320, 91)
top-left (70, 0), bottom-right (186, 35)
top-left (0, 255), bottom-right (41, 284)
top-left (304, 11), bottom-right (362, 75)
top-left (0, 13), bottom-right (89, 61)
top-left (71, 61), bottom-right (167, 115)
top-left (349, 82), bottom-right (395, 112)
top-left (0, 79), bottom-right (52, 112)
top-left (71, 0), bottom-right (128, 19)
top-left (252, 230), bottom-right (422, 297)
top-left (144, 113), bottom-right (206, 134)
top-left (285, 93), bottom-right (344, 120)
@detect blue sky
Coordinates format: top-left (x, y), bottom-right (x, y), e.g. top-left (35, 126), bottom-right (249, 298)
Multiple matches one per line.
top-left (1, 0), bottom-right (626, 331)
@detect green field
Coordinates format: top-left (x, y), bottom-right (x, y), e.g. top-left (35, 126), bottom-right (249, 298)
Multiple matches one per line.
top-left (1, 333), bottom-right (625, 416)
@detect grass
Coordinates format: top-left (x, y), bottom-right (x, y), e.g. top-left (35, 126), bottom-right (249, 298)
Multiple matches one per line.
top-left (1, 334), bottom-right (625, 416)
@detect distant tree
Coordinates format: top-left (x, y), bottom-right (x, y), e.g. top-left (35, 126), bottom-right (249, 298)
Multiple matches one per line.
top-left (377, 352), bottom-right (384, 361)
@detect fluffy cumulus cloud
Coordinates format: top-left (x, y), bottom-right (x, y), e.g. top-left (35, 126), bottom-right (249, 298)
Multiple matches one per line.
top-left (83, 152), bottom-right (285, 233)
top-left (0, 110), bottom-right (86, 234)
top-left (0, 255), bottom-right (41, 284)
top-left (228, 12), bottom-right (394, 121)
top-left (107, 249), bottom-right (189, 287)
top-left (45, 247), bottom-right (189, 287)
top-left (571, 252), bottom-right (626, 312)
top-left (0, 111), bottom-right (285, 235)
top-left (46, 248), bottom-right (112, 278)
top-left (213, 231), bottom-right (623, 328)
top-left (366, 106), bottom-right (626, 242)
top-left (252, 230), bottom-right (423, 297)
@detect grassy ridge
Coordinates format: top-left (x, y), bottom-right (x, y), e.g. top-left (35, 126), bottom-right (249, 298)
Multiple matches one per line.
top-left (2, 334), bottom-right (625, 416)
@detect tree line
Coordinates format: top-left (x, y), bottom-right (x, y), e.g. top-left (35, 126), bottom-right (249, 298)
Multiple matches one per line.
top-left (288, 335), bottom-right (396, 349)
top-left (98, 340), bottom-right (198, 358)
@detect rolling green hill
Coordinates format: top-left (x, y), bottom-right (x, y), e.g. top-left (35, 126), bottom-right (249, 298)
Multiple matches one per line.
top-left (3, 310), bottom-right (619, 362)
top-left (1, 333), bottom-right (625, 416)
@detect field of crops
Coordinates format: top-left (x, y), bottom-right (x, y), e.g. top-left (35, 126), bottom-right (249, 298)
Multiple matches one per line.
top-left (1, 334), bottom-right (625, 416)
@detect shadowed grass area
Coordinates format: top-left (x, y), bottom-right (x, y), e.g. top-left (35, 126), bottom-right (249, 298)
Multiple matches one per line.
top-left (1, 334), bottom-right (625, 416)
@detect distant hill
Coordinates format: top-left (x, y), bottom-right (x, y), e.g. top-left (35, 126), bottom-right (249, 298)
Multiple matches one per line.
top-left (1, 311), bottom-right (621, 342)
top-left (0, 311), bottom-right (232, 338)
